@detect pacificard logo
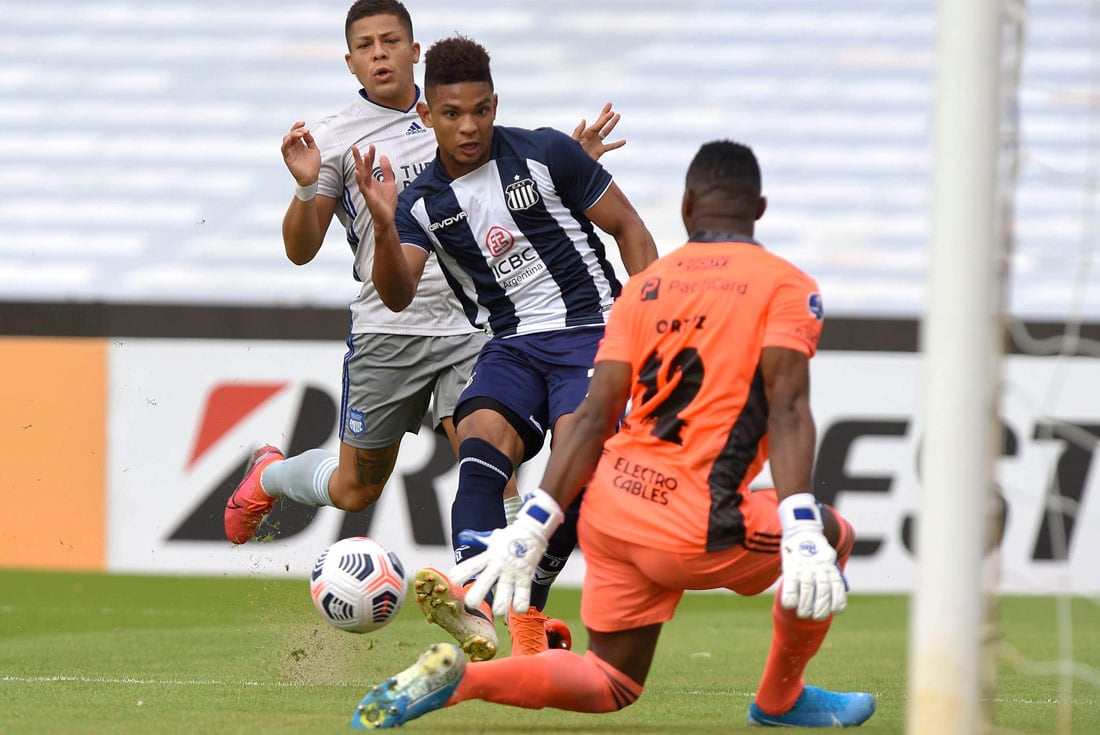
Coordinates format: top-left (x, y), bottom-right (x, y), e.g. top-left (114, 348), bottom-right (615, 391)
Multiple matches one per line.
top-left (428, 211), bottom-right (469, 232)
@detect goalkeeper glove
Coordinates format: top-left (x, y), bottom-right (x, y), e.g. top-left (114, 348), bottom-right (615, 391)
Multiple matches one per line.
top-left (450, 488), bottom-right (565, 617)
top-left (778, 493), bottom-right (848, 621)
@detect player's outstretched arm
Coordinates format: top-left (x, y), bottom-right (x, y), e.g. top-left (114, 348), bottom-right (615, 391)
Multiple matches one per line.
top-left (280, 121), bottom-right (337, 265)
top-left (352, 144), bottom-right (426, 311)
top-left (763, 345), bottom-right (847, 621)
top-left (572, 102), bottom-right (625, 160)
top-left (585, 182), bottom-right (658, 275)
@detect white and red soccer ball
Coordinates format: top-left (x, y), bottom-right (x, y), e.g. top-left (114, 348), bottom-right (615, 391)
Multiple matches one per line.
top-left (309, 536), bottom-right (407, 633)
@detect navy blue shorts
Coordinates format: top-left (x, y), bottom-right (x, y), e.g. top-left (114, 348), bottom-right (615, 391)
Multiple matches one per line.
top-left (454, 327), bottom-right (602, 461)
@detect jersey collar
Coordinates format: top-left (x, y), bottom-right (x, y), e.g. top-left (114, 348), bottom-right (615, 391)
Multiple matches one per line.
top-left (357, 84), bottom-right (422, 114)
top-left (688, 230), bottom-right (761, 246)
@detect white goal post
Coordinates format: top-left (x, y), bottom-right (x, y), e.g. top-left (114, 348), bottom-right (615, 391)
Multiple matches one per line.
top-left (906, 1), bottom-right (1009, 733)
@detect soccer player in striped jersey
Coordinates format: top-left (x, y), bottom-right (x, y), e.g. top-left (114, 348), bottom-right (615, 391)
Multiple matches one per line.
top-left (223, 2), bottom-right (622, 657)
top-left (353, 36), bottom-right (659, 660)
top-left (347, 141), bottom-right (876, 730)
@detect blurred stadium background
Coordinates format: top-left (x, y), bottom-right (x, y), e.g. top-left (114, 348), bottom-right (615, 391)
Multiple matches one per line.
top-left (2, 0), bottom-right (1096, 317)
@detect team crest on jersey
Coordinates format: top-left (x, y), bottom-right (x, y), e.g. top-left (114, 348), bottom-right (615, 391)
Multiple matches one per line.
top-left (505, 178), bottom-right (540, 211)
top-left (641, 277), bottom-right (661, 301)
top-left (347, 408), bottom-right (365, 436)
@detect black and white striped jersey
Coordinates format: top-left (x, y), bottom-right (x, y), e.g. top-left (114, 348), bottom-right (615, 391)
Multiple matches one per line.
top-left (395, 125), bottom-right (622, 338)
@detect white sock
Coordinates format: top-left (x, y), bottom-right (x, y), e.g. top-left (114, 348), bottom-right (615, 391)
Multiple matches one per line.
top-left (503, 493), bottom-right (522, 525)
top-left (259, 449), bottom-right (338, 507)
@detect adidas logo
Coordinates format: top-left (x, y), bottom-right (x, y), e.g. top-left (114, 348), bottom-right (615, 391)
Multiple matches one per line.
top-left (405, 121), bottom-right (425, 136)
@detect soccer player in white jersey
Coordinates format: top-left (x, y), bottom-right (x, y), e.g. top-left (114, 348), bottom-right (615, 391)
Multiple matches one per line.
top-left (223, 1), bottom-right (620, 656)
top-left (354, 35), bottom-right (659, 660)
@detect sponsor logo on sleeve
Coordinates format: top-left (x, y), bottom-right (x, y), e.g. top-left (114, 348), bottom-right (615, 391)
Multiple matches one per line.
top-left (808, 292), bottom-right (824, 320)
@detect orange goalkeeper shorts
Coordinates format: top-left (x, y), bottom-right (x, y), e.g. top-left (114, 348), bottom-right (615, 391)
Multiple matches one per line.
top-left (578, 487), bottom-right (787, 634)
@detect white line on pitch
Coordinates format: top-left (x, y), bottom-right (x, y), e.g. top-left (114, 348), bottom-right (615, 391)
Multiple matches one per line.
top-left (1, 675), bottom-right (365, 688)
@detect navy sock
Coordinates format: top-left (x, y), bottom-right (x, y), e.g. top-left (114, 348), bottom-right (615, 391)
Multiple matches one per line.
top-left (451, 437), bottom-right (513, 565)
top-left (529, 488), bottom-right (583, 611)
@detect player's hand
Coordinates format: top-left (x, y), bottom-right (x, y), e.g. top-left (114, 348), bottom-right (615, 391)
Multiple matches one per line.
top-left (572, 102), bottom-right (625, 160)
top-left (281, 121), bottom-right (321, 188)
top-left (778, 494), bottom-right (848, 621)
top-left (351, 144), bottom-right (398, 226)
top-left (450, 488), bottom-right (565, 617)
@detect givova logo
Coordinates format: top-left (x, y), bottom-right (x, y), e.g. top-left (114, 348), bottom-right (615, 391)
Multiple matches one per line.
top-left (167, 382), bottom-right (456, 546)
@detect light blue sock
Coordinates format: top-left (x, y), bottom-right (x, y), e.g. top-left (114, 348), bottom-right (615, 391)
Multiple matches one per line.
top-left (260, 448), bottom-right (338, 507)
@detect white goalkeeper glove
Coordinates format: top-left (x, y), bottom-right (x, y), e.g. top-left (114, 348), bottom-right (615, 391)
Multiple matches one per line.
top-left (778, 493), bottom-right (848, 621)
top-left (450, 488), bottom-right (565, 617)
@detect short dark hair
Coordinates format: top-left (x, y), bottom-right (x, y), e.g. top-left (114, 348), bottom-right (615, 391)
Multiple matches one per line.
top-left (344, 0), bottom-right (413, 47)
top-left (685, 140), bottom-right (762, 201)
top-left (423, 36), bottom-right (493, 95)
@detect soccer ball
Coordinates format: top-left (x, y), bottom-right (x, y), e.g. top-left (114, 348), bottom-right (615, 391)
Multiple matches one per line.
top-left (309, 536), bottom-right (407, 634)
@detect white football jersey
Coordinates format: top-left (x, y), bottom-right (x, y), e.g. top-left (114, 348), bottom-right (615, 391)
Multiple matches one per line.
top-left (312, 87), bottom-right (477, 336)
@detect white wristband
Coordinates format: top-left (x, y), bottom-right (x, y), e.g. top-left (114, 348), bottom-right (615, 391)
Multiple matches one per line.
top-left (778, 492), bottom-right (823, 533)
top-left (518, 488), bottom-right (565, 536)
top-left (294, 182), bottom-right (319, 201)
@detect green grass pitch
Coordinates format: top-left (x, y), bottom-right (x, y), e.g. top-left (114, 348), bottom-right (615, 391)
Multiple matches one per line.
top-left (0, 569), bottom-right (1096, 733)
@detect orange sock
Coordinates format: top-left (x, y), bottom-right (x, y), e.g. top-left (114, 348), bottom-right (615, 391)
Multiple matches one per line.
top-left (754, 514), bottom-right (855, 715)
top-left (754, 595), bottom-right (832, 714)
top-left (447, 649), bottom-right (642, 712)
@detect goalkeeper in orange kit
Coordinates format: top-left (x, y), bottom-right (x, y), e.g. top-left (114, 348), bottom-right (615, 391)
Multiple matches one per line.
top-left (350, 140), bottom-right (876, 729)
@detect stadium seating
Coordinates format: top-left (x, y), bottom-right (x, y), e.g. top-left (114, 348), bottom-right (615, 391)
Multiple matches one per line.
top-left (2, 0), bottom-right (1094, 318)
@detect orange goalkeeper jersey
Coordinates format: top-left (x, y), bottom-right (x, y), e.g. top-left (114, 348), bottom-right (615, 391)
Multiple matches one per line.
top-left (583, 234), bottom-right (823, 553)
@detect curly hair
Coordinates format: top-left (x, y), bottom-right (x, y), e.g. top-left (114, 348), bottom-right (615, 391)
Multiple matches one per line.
top-left (423, 36), bottom-right (493, 95)
top-left (344, 0), bottom-right (413, 47)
